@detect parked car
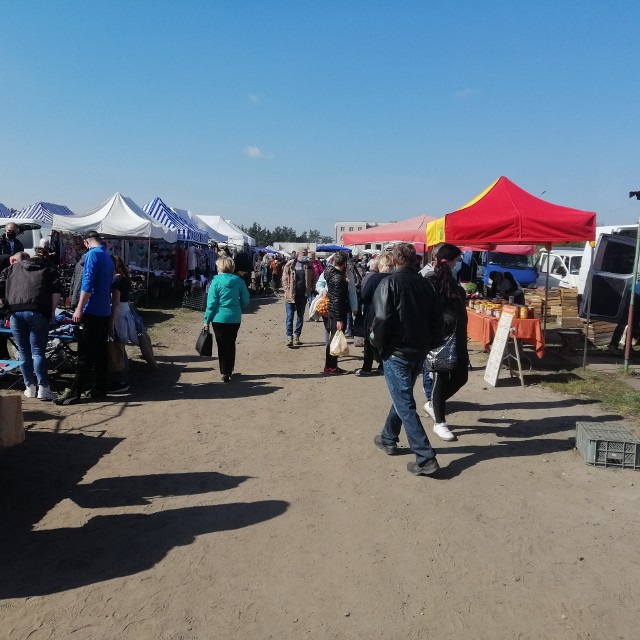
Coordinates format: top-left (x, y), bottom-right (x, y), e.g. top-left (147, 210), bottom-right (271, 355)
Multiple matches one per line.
top-left (462, 249), bottom-right (538, 288)
top-left (535, 248), bottom-right (583, 289)
top-left (579, 232), bottom-right (638, 323)
top-left (0, 219), bottom-right (52, 257)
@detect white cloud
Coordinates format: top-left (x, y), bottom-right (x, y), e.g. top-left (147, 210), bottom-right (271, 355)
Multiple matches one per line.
top-left (243, 146), bottom-right (264, 158)
top-left (454, 88), bottom-right (479, 99)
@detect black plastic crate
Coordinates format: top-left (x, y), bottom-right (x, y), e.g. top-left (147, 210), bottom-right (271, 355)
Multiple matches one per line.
top-left (576, 422), bottom-right (640, 469)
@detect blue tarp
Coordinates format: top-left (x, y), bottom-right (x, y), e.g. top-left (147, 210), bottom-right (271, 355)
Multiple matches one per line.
top-left (316, 244), bottom-right (352, 252)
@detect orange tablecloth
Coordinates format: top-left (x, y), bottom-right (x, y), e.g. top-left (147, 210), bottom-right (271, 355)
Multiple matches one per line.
top-left (466, 309), bottom-right (545, 358)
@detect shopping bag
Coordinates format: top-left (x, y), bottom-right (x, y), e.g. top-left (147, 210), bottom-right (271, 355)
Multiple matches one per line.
top-left (196, 327), bottom-right (213, 357)
top-left (107, 339), bottom-right (125, 373)
top-left (138, 331), bottom-right (159, 369)
top-left (329, 330), bottom-right (350, 357)
top-left (426, 332), bottom-right (457, 371)
top-left (314, 293), bottom-right (329, 318)
top-left (308, 295), bottom-right (322, 320)
top-left (0, 392), bottom-right (25, 448)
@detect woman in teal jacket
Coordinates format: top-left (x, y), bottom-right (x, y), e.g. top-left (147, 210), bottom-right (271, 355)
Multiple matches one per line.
top-left (203, 256), bottom-right (251, 382)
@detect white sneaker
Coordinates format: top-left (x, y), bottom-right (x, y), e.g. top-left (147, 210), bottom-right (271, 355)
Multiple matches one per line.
top-left (433, 422), bottom-right (456, 441)
top-left (37, 385), bottom-right (57, 401)
top-left (424, 401), bottom-right (435, 421)
top-left (24, 384), bottom-right (37, 399)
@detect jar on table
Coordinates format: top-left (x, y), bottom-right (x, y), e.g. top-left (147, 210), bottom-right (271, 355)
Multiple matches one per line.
top-left (519, 305), bottom-right (529, 319)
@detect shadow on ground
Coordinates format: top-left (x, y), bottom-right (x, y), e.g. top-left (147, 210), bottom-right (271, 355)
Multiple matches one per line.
top-left (0, 431), bottom-right (288, 598)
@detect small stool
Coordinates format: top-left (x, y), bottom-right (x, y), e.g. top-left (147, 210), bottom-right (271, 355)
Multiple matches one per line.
top-left (557, 330), bottom-right (583, 353)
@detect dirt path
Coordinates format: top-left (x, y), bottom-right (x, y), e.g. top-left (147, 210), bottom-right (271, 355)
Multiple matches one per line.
top-left (2, 295), bottom-right (639, 640)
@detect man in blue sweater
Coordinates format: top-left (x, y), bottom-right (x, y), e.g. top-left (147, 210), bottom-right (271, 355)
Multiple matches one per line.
top-left (55, 230), bottom-right (114, 405)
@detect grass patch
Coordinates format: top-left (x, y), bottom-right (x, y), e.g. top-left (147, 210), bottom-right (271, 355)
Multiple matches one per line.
top-left (542, 369), bottom-right (640, 420)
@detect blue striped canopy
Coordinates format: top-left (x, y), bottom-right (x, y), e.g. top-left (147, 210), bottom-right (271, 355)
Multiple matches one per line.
top-left (14, 202), bottom-right (74, 224)
top-left (143, 197), bottom-right (209, 244)
top-left (0, 203), bottom-right (12, 218)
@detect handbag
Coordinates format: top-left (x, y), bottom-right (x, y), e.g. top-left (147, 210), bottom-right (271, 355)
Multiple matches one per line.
top-left (196, 327), bottom-right (213, 357)
top-left (329, 329), bottom-right (350, 357)
top-left (426, 332), bottom-right (457, 372)
top-left (107, 339), bottom-right (126, 373)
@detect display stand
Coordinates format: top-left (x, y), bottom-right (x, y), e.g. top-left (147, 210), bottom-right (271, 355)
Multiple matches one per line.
top-left (483, 311), bottom-right (525, 387)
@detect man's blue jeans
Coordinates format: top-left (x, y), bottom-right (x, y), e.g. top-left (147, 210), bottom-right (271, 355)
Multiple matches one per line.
top-left (380, 354), bottom-right (436, 466)
top-left (10, 310), bottom-right (51, 388)
top-left (422, 361), bottom-right (433, 400)
top-left (285, 294), bottom-right (307, 338)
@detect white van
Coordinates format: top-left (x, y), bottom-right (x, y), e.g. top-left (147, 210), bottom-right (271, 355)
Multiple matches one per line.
top-left (0, 219), bottom-right (52, 257)
top-left (535, 248), bottom-right (583, 289)
top-left (576, 225), bottom-right (638, 295)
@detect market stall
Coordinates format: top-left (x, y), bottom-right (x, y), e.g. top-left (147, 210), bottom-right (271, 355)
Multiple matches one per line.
top-left (466, 307), bottom-right (545, 358)
top-left (342, 214), bottom-right (436, 246)
top-left (426, 177), bottom-right (596, 367)
top-left (52, 192), bottom-right (178, 298)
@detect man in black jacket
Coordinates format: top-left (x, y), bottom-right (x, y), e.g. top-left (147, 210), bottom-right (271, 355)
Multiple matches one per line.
top-left (0, 253), bottom-right (61, 400)
top-left (0, 223), bottom-right (25, 256)
top-left (370, 243), bottom-right (443, 476)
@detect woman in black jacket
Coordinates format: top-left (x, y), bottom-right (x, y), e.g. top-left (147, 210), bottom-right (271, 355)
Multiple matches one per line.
top-left (323, 251), bottom-right (350, 375)
top-left (425, 243), bottom-right (469, 441)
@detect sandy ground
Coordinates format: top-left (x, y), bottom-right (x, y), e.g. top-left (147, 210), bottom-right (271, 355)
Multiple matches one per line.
top-left (1, 294), bottom-right (639, 640)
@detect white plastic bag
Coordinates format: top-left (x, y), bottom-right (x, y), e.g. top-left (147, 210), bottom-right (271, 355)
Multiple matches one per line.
top-left (329, 330), bottom-right (350, 357)
top-left (308, 295), bottom-right (321, 320)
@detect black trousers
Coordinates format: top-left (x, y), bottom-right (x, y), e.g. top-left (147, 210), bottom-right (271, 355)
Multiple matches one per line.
top-left (211, 322), bottom-right (240, 375)
top-left (431, 363), bottom-right (469, 424)
top-left (74, 313), bottom-right (110, 395)
top-left (323, 314), bottom-right (347, 369)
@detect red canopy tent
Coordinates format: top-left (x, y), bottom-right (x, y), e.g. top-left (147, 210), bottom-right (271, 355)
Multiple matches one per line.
top-left (426, 176), bottom-right (596, 248)
top-left (342, 214), bottom-right (436, 246)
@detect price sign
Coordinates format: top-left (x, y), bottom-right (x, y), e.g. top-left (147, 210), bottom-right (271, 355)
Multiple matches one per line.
top-left (483, 311), bottom-right (514, 386)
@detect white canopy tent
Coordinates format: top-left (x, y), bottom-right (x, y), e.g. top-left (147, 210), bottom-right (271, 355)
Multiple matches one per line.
top-left (171, 207), bottom-right (228, 243)
top-left (194, 214), bottom-right (255, 246)
top-left (0, 203), bottom-right (12, 218)
top-left (52, 192), bottom-right (177, 242)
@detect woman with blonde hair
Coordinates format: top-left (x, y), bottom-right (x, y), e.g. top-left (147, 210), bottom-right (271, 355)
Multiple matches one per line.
top-left (203, 255), bottom-right (251, 382)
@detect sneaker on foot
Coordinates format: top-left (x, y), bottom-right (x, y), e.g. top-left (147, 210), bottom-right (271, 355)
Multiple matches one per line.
top-left (82, 388), bottom-right (108, 401)
top-left (374, 435), bottom-right (397, 455)
top-left (293, 336), bottom-right (303, 346)
top-left (221, 374), bottom-right (231, 383)
top-left (407, 459), bottom-right (440, 476)
top-left (286, 337), bottom-right (293, 348)
top-left (323, 367), bottom-right (349, 375)
top-left (37, 385), bottom-right (57, 400)
top-left (53, 388), bottom-right (81, 406)
top-left (433, 422), bottom-right (456, 441)
top-left (354, 368), bottom-right (373, 377)
top-left (424, 401), bottom-right (436, 421)
top-left (108, 383), bottom-right (130, 394)
top-left (24, 384), bottom-right (37, 399)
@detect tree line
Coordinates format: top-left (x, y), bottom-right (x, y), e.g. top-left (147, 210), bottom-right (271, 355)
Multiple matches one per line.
top-left (239, 222), bottom-right (333, 247)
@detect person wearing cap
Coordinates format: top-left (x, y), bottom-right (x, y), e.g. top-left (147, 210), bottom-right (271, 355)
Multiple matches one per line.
top-left (55, 230), bottom-right (114, 405)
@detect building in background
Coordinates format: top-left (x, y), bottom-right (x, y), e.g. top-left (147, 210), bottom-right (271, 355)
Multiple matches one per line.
top-left (335, 221), bottom-right (380, 246)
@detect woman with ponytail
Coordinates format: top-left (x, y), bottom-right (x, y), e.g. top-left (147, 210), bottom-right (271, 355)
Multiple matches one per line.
top-left (424, 243), bottom-right (469, 441)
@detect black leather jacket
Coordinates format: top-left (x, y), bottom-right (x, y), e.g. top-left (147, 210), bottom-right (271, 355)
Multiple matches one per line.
top-left (325, 265), bottom-right (349, 320)
top-left (370, 267), bottom-right (442, 362)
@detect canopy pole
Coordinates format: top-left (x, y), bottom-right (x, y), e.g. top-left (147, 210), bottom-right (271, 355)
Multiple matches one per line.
top-left (146, 234), bottom-right (151, 304)
top-left (582, 242), bottom-right (595, 370)
top-left (623, 210), bottom-right (640, 372)
top-left (543, 242), bottom-right (552, 342)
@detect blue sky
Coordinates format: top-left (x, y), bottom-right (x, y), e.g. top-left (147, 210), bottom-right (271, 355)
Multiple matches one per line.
top-left (2, 0), bottom-right (640, 237)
